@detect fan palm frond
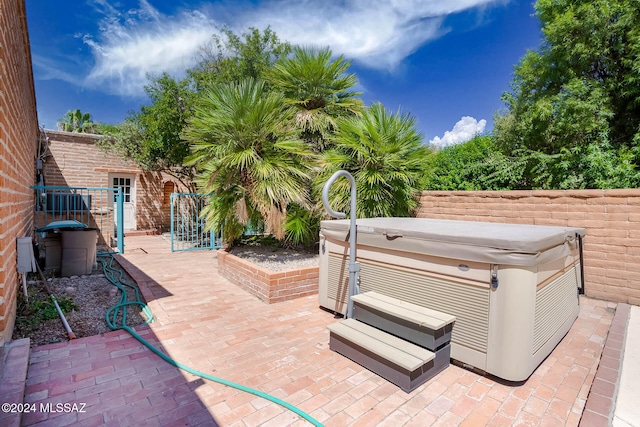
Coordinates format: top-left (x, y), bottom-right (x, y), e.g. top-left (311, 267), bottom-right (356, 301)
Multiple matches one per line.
top-left (184, 78), bottom-right (318, 242)
top-left (316, 102), bottom-right (428, 218)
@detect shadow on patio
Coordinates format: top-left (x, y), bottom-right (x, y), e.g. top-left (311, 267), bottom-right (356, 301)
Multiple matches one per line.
top-left (20, 234), bottom-right (615, 426)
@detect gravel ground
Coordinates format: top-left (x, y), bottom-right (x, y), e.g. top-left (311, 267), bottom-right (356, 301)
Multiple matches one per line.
top-left (12, 258), bottom-right (148, 347)
top-left (13, 244), bottom-right (316, 346)
top-left (230, 243), bottom-right (319, 271)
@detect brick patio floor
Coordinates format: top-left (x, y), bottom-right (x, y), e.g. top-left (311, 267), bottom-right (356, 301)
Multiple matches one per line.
top-left (21, 235), bottom-right (615, 426)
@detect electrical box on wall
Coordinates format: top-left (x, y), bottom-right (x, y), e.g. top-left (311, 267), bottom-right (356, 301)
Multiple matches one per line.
top-left (16, 237), bottom-right (36, 273)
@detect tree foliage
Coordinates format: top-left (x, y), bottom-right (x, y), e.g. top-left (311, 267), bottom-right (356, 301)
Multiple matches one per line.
top-left (57, 109), bottom-right (97, 133)
top-left (188, 37), bottom-right (365, 245)
top-left (184, 79), bottom-right (316, 242)
top-left (102, 28), bottom-right (293, 189)
top-left (188, 26), bottom-right (291, 89)
top-left (424, 133), bottom-right (640, 191)
top-left (104, 26), bottom-right (430, 245)
top-left (423, 135), bottom-right (523, 190)
top-left (510, 142), bottom-right (639, 189)
top-left (265, 46), bottom-right (363, 150)
top-left (318, 103), bottom-right (427, 218)
top-left (493, 0), bottom-right (640, 188)
top-left (98, 73), bottom-right (196, 188)
top-left (263, 45), bottom-right (363, 244)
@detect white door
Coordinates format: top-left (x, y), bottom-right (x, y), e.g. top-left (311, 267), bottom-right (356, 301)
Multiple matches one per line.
top-left (111, 174), bottom-right (136, 230)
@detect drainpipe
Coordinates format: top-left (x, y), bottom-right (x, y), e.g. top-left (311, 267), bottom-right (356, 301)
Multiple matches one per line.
top-left (322, 170), bottom-right (360, 319)
top-left (34, 258), bottom-right (76, 340)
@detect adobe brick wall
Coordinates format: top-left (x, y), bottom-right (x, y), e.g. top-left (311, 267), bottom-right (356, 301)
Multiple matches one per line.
top-left (42, 130), bottom-right (174, 232)
top-left (418, 189), bottom-right (640, 304)
top-left (217, 250), bottom-right (319, 303)
top-left (41, 130), bottom-right (139, 188)
top-left (0, 0), bottom-right (39, 344)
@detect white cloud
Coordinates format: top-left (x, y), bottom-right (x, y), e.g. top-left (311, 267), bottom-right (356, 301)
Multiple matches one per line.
top-left (32, 54), bottom-right (79, 84)
top-left (244, 0), bottom-right (498, 70)
top-left (429, 116), bottom-right (486, 148)
top-left (83, 1), bottom-right (217, 96)
top-left (76, 0), bottom-right (502, 97)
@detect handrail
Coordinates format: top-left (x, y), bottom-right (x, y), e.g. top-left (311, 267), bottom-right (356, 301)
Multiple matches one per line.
top-left (322, 170), bottom-right (360, 319)
top-left (31, 185), bottom-right (124, 254)
top-left (31, 185), bottom-right (121, 192)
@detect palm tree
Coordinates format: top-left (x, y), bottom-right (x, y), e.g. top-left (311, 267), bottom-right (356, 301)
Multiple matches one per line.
top-left (318, 102), bottom-right (428, 218)
top-left (57, 109), bottom-right (97, 133)
top-left (184, 78), bottom-right (316, 243)
top-left (265, 46), bottom-right (363, 151)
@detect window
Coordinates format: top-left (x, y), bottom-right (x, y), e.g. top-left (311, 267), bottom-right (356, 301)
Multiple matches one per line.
top-left (113, 177), bottom-right (132, 203)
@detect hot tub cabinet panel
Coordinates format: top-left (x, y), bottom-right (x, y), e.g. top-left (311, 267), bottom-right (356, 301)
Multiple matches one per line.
top-left (319, 218), bottom-right (585, 382)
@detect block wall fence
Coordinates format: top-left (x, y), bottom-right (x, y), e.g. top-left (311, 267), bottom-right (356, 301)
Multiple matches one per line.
top-left (0, 0), bottom-right (39, 344)
top-left (417, 189), bottom-right (640, 305)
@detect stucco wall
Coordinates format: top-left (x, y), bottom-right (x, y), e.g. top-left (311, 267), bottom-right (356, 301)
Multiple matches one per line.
top-left (418, 189), bottom-right (640, 304)
top-left (0, 0), bottom-right (39, 344)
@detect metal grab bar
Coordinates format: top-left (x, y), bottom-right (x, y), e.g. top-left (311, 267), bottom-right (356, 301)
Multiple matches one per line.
top-left (322, 170), bottom-right (360, 318)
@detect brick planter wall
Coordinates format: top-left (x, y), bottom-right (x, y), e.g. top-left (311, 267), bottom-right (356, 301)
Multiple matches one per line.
top-left (418, 189), bottom-right (640, 304)
top-left (217, 250), bottom-right (319, 304)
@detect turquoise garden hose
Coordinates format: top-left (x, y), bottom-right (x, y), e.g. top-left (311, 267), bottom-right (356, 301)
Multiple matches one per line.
top-left (98, 255), bottom-right (323, 427)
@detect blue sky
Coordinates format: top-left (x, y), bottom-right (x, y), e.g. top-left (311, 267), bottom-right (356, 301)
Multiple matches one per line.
top-left (26, 0), bottom-right (542, 147)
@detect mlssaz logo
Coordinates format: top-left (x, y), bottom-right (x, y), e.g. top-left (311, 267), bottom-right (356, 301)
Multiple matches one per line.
top-left (39, 403), bottom-right (87, 413)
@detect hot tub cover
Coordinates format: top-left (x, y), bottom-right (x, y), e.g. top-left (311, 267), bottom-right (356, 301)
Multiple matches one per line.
top-left (320, 218), bottom-right (586, 266)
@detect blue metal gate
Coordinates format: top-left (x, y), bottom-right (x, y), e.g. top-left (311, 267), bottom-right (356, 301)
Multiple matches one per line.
top-left (170, 193), bottom-right (222, 252)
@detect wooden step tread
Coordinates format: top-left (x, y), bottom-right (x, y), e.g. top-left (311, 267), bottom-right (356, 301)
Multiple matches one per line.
top-left (351, 291), bottom-right (456, 330)
top-left (327, 319), bottom-right (435, 371)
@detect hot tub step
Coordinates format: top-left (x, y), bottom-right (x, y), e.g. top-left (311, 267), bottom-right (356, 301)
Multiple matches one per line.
top-left (328, 318), bottom-right (450, 392)
top-left (352, 291), bottom-right (456, 351)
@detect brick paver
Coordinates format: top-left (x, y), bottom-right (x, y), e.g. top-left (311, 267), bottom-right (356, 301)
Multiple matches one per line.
top-left (579, 303), bottom-right (630, 426)
top-left (22, 235), bottom-right (615, 426)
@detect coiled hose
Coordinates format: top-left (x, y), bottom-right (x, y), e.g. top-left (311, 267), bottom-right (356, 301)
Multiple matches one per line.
top-left (98, 255), bottom-right (323, 427)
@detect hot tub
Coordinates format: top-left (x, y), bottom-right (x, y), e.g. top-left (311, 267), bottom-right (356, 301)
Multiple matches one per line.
top-left (319, 217), bottom-right (585, 381)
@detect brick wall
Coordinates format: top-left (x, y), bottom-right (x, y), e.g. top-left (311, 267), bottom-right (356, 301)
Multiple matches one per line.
top-left (217, 250), bottom-right (319, 303)
top-left (42, 130), bottom-right (173, 232)
top-left (42, 130), bottom-right (139, 187)
top-left (0, 0), bottom-right (39, 344)
top-left (418, 189), bottom-right (640, 304)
